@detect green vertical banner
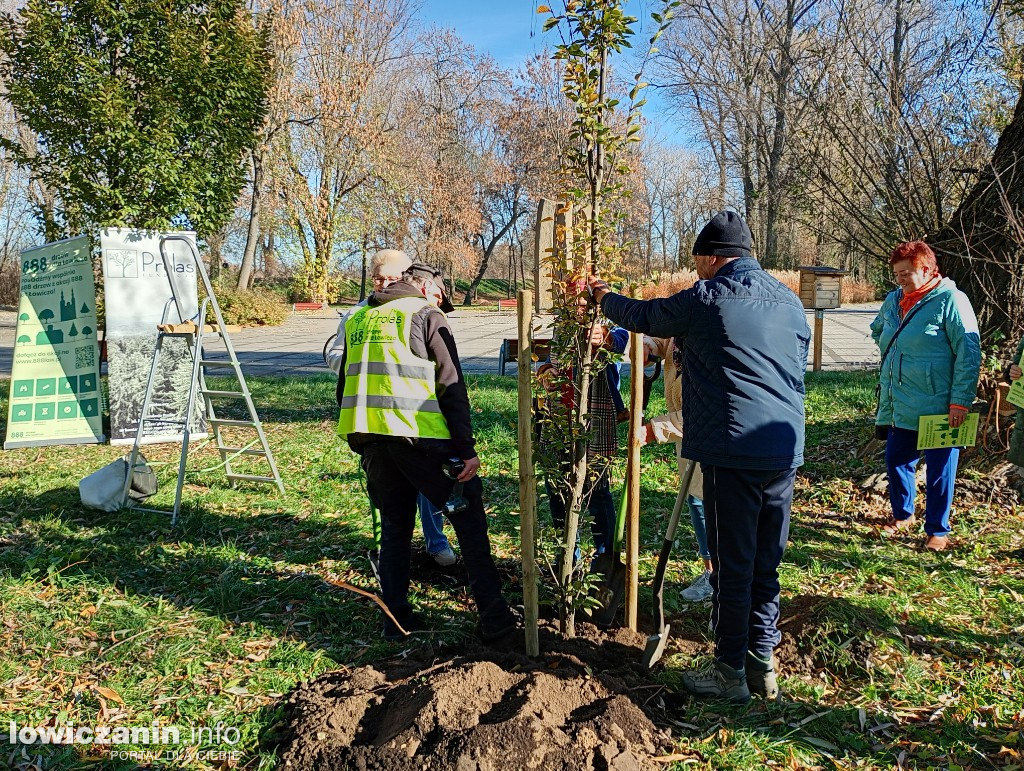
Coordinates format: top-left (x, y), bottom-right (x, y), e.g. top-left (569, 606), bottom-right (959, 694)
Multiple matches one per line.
top-left (4, 235), bottom-right (105, 449)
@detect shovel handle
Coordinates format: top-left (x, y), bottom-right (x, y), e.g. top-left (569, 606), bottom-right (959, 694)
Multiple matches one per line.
top-left (651, 460), bottom-right (697, 630)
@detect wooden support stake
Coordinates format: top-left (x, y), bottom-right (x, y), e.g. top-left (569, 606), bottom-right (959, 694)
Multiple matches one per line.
top-left (534, 200), bottom-right (555, 314)
top-left (516, 289), bottom-right (539, 656)
top-left (624, 329), bottom-right (644, 631)
top-left (812, 309), bottom-right (824, 372)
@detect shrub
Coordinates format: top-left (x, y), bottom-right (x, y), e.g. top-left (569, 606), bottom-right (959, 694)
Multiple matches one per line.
top-left (210, 283), bottom-right (289, 326)
top-left (0, 262), bottom-right (19, 306)
top-left (287, 270), bottom-right (361, 304)
top-left (641, 270), bottom-right (698, 298)
top-left (642, 269), bottom-right (878, 304)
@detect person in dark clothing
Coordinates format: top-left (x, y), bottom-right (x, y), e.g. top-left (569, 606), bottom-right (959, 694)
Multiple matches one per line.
top-left (537, 322), bottom-right (628, 557)
top-left (337, 262), bottom-right (516, 643)
top-left (588, 211), bottom-right (809, 703)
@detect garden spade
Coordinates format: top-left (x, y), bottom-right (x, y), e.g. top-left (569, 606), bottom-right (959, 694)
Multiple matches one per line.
top-left (641, 459), bottom-right (697, 668)
top-left (586, 483), bottom-right (629, 627)
top-left (368, 496), bottom-right (382, 587)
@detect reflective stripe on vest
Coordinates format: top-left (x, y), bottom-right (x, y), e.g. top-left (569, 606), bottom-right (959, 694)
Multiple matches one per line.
top-left (337, 296), bottom-right (451, 440)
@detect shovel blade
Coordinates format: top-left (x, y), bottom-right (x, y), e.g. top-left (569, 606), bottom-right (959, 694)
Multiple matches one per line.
top-left (368, 549), bottom-right (381, 586)
top-left (641, 622), bottom-right (671, 668)
top-left (584, 558), bottom-right (626, 627)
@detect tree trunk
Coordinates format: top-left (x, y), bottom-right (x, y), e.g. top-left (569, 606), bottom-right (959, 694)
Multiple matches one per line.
top-left (928, 84), bottom-right (1024, 344)
top-left (237, 150), bottom-right (262, 291)
top-left (464, 202), bottom-right (524, 305)
top-left (359, 234), bottom-right (369, 301)
top-left (261, 230), bottom-right (276, 277)
top-left (763, 0), bottom-right (796, 269)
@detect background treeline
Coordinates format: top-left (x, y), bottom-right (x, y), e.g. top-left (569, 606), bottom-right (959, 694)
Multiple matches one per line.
top-left (0, 0), bottom-right (1021, 339)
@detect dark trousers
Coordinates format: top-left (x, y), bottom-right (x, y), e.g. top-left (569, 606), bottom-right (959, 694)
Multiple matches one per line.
top-left (361, 441), bottom-right (510, 628)
top-left (545, 467), bottom-right (615, 555)
top-left (704, 464), bottom-right (795, 669)
top-left (885, 427), bottom-right (958, 536)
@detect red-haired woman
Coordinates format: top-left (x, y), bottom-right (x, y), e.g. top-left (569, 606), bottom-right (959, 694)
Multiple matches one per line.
top-left (870, 241), bottom-right (981, 551)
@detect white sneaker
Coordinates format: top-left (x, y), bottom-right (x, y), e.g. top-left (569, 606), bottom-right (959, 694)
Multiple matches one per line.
top-left (431, 546), bottom-right (457, 567)
top-left (681, 570), bottom-right (713, 602)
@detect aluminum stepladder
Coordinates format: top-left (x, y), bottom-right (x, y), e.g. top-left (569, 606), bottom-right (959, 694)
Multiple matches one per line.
top-left (121, 235), bottom-right (284, 524)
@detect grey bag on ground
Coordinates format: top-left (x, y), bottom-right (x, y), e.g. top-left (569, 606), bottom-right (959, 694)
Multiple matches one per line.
top-left (79, 454), bottom-right (158, 511)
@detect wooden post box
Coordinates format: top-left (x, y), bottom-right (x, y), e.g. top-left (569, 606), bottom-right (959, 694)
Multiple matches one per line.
top-left (798, 266), bottom-right (848, 371)
top-left (798, 266), bottom-right (847, 310)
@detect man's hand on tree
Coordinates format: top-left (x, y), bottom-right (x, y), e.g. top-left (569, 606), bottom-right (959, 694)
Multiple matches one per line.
top-left (587, 275), bottom-right (611, 304)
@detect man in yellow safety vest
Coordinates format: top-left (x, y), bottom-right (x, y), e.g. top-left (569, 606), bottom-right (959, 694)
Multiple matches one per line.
top-left (337, 262), bottom-right (517, 643)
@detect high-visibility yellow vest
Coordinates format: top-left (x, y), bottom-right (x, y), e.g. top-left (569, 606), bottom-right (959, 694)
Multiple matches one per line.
top-left (337, 296), bottom-right (451, 440)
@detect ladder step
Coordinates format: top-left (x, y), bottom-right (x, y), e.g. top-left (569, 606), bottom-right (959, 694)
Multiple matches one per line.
top-left (201, 390), bottom-right (247, 398)
top-left (209, 418), bottom-right (261, 427)
top-left (225, 473), bottom-right (278, 483)
top-left (158, 331), bottom-right (197, 338)
top-left (217, 446), bottom-right (267, 456)
top-left (200, 359), bottom-right (236, 367)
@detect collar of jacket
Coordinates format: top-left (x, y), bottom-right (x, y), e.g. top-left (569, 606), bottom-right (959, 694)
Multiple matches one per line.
top-left (893, 276), bottom-right (956, 309)
top-left (713, 255), bottom-right (761, 277)
top-left (369, 280), bottom-right (426, 306)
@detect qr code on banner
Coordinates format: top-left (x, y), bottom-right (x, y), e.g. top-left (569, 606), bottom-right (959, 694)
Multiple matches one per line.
top-left (76, 345), bottom-right (95, 369)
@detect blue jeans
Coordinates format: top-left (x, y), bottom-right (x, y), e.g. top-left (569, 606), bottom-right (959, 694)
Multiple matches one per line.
top-left (688, 494), bottom-right (710, 560)
top-left (704, 465), bottom-right (795, 669)
top-left (417, 494), bottom-right (450, 555)
top-left (886, 426), bottom-right (958, 537)
top-left (546, 471), bottom-right (615, 555)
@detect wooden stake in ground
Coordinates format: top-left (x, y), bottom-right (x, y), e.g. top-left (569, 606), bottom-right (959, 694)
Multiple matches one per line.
top-left (516, 289), bottom-right (539, 656)
top-left (624, 329), bottom-right (644, 631)
top-left (812, 309), bottom-right (824, 371)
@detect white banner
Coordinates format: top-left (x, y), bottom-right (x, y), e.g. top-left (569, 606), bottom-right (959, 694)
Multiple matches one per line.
top-left (100, 228), bottom-right (206, 445)
top-left (5, 236), bottom-right (104, 449)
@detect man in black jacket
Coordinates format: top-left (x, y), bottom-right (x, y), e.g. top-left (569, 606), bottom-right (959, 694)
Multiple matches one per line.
top-left (337, 262), bottom-right (516, 644)
top-left (588, 211), bottom-right (809, 703)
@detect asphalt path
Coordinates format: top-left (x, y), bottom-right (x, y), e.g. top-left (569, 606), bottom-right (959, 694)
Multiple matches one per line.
top-left (0, 302), bottom-right (882, 379)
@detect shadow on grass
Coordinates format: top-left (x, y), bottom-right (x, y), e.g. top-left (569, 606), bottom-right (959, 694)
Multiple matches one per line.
top-left (0, 483), bottom-right (493, 658)
top-left (656, 591), bottom-right (1013, 767)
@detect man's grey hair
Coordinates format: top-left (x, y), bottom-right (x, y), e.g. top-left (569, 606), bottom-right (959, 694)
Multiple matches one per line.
top-left (369, 249), bottom-right (411, 275)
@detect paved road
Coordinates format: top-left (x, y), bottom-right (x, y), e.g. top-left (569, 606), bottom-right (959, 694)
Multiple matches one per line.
top-left (0, 303), bottom-right (881, 379)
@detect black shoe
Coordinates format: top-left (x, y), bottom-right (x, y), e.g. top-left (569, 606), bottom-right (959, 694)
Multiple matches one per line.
top-left (681, 659), bottom-right (750, 704)
top-left (478, 605), bottom-right (519, 646)
top-left (383, 611), bottom-right (423, 642)
top-left (745, 651), bottom-right (779, 699)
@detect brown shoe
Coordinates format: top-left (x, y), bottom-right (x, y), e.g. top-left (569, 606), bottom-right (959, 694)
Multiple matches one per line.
top-left (924, 535), bottom-right (949, 552)
top-left (881, 516), bottom-right (916, 535)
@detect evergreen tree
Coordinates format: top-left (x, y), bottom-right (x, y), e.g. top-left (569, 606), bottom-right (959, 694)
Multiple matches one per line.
top-left (0, 0), bottom-right (271, 241)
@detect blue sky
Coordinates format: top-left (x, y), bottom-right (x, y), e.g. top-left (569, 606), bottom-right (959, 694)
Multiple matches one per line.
top-left (417, 0), bottom-right (544, 68)
top-left (416, 0), bottom-right (682, 143)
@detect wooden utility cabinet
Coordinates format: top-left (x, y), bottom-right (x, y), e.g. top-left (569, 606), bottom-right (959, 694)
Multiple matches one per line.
top-left (798, 266), bottom-right (848, 371)
top-left (798, 266), bottom-right (847, 310)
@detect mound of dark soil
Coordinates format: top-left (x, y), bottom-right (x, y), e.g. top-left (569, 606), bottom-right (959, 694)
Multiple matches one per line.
top-left (276, 621), bottom-right (674, 771)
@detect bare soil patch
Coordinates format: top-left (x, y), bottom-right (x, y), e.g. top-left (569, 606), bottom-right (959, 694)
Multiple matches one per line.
top-left (275, 620), bottom-right (675, 771)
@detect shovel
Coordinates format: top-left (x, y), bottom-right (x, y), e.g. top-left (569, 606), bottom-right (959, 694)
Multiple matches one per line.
top-left (586, 481), bottom-right (629, 627)
top-left (641, 459), bottom-right (697, 668)
top-left (368, 497), bottom-right (382, 587)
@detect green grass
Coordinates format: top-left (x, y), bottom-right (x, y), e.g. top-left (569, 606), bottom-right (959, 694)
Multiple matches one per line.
top-left (1, 370), bottom-right (1022, 769)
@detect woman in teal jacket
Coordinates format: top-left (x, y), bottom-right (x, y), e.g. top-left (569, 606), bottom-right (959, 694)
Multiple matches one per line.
top-left (871, 241), bottom-right (981, 551)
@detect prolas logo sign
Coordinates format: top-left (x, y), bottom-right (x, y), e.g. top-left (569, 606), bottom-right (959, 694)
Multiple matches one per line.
top-left (140, 251), bottom-right (195, 276)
